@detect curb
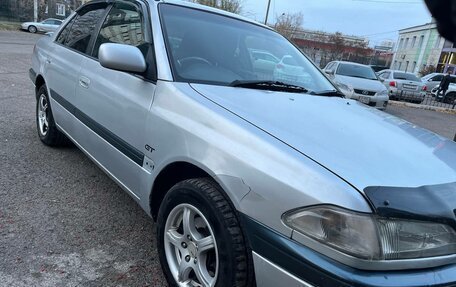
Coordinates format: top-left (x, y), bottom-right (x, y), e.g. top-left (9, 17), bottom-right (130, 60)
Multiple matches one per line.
top-left (388, 100), bottom-right (456, 115)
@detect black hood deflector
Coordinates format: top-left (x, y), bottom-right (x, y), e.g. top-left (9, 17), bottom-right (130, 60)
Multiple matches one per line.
top-left (364, 182), bottom-right (456, 229)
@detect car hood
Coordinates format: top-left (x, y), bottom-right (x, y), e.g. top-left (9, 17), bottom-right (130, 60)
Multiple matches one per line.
top-left (190, 83), bottom-right (456, 191)
top-left (334, 75), bottom-right (386, 92)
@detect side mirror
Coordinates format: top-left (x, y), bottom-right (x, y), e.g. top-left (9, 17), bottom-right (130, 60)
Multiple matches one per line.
top-left (325, 69), bottom-right (334, 75)
top-left (99, 43), bottom-right (146, 73)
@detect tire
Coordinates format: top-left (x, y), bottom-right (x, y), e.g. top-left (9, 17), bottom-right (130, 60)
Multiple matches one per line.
top-left (157, 178), bottom-right (252, 287)
top-left (36, 84), bottom-right (69, 146)
top-left (28, 25), bottom-right (37, 33)
top-left (443, 93), bottom-right (456, 104)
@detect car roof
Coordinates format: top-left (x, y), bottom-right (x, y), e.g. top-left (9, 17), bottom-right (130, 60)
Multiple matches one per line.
top-left (335, 61), bottom-right (371, 67)
top-left (44, 18), bottom-right (62, 21)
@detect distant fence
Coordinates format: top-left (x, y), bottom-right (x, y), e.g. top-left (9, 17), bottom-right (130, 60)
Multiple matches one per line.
top-left (391, 90), bottom-right (455, 110)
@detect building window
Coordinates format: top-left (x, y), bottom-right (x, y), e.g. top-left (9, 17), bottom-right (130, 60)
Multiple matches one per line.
top-left (411, 61), bottom-right (416, 73)
top-left (405, 61), bottom-right (409, 72)
top-left (434, 36), bottom-right (441, 49)
top-left (404, 38), bottom-right (409, 49)
top-left (56, 3), bottom-right (66, 16)
top-left (398, 62), bottom-right (402, 70)
top-left (411, 36), bottom-right (416, 48)
top-left (418, 35), bottom-right (424, 49)
top-left (399, 38), bottom-right (404, 50)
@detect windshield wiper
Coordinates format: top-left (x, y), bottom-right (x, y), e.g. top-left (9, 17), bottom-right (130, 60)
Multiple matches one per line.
top-left (309, 90), bottom-right (345, 98)
top-left (230, 80), bottom-right (308, 93)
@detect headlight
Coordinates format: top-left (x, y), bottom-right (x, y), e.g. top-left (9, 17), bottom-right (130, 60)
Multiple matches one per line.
top-left (378, 90), bottom-right (388, 96)
top-left (335, 83), bottom-right (353, 97)
top-left (283, 206), bottom-right (456, 261)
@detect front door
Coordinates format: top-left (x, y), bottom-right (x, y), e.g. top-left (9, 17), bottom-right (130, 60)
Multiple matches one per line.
top-left (72, 1), bottom-right (156, 197)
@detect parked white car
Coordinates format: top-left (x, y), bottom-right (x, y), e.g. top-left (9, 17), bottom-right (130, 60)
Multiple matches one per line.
top-left (324, 61), bottom-right (389, 109)
top-left (273, 55), bottom-right (311, 85)
top-left (21, 18), bottom-right (63, 33)
top-left (250, 49), bottom-right (280, 76)
top-left (421, 73), bottom-right (456, 91)
top-left (431, 83), bottom-right (456, 104)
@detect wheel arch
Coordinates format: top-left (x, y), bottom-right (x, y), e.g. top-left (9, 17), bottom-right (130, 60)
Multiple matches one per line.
top-left (149, 161), bottom-right (214, 221)
top-left (35, 74), bottom-right (46, 98)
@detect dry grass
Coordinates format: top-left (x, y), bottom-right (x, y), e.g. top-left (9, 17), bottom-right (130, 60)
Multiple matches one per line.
top-left (0, 21), bottom-right (21, 31)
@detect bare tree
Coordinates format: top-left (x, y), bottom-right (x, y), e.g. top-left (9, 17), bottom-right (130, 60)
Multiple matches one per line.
top-left (273, 12), bottom-right (303, 39)
top-left (190, 0), bottom-right (242, 14)
top-left (419, 65), bottom-right (436, 76)
top-left (328, 32), bottom-right (346, 61)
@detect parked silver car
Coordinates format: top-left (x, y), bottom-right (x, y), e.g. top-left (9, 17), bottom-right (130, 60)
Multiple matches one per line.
top-left (378, 70), bottom-right (427, 104)
top-left (421, 72), bottom-right (456, 92)
top-left (21, 18), bottom-right (63, 33)
top-left (30, 1), bottom-right (456, 287)
top-left (324, 61), bottom-right (389, 109)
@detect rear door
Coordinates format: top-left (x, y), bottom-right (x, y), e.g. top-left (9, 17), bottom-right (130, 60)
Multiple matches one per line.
top-left (46, 4), bottom-right (108, 135)
top-left (72, 0), bottom-right (156, 197)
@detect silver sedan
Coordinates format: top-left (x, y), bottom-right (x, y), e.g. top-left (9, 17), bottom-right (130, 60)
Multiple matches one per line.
top-left (378, 69), bottom-right (427, 104)
top-left (21, 18), bottom-right (63, 33)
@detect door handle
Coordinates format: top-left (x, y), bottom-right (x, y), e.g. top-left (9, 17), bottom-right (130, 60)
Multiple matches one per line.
top-left (79, 76), bottom-right (90, 89)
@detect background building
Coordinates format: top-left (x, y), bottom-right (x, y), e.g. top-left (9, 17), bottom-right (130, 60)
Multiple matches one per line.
top-left (291, 29), bottom-right (373, 68)
top-left (0, 0), bottom-right (85, 22)
top-left (437, 40), bottom-right (456, 74)
top-left (391, 21), bottom-right (444, 74)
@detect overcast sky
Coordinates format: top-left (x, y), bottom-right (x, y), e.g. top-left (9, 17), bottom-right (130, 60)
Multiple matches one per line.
top-left (242, 0), bottom-right (432, 46)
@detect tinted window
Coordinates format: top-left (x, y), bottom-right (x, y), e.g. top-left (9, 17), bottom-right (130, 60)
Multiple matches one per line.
top-left (53, 20), bottom-right (63, 25)
top-left (42, 20), bottom-right (53, 24)
top-left (63, 8), bottom-right (105, 54)
top-left (393, 72), bottom-right (419, 81)
top-left (430, 75), bottom-right (443, 82)
top-left (160, 4), bottom-right (334, 92)
top-left (93, 2), bottom-right (146, 58)
top-left (56, 18), bottom-right (73, 44)
top-left (336, 63), bottom-right (377, 80)
top-left (380, 71), bottom-right (390, 79)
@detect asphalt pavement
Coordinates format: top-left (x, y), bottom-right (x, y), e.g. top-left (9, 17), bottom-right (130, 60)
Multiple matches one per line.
top-left (0, 31), bottom-right (455, 287)
top-left (0, 31), bottom-right (167, 287)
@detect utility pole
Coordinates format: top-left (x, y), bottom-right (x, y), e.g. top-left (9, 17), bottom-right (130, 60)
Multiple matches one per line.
top-left (33, 0), bottom-right (38, 22)
top-left (264, 0), bottom-right (272, 25)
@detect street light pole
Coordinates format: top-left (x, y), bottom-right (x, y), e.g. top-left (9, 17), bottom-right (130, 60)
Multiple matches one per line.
top-left (33, 0), bottom-right (38, 22)
top-left (264, 0), bottom-right (272, 25)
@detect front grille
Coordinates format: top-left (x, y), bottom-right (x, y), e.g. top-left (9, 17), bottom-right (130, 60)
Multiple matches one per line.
top-left (354, 89), bottom-right (376, 96)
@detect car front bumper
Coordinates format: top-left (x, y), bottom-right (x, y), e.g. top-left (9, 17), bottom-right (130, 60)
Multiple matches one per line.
top-left (350, 93), bottom-right (389, 109)
top-left (242, 214), bottom-right (456, 287)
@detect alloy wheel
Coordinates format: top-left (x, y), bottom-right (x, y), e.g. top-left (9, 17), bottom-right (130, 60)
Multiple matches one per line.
top-left (38, 94), bottom-right (49, 136)
top-left (164, 203), bottom-right (219, 287)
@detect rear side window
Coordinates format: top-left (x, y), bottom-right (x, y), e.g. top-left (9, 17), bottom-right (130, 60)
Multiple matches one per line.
top-left (393, 72), bottom-right (419, 81)
top-left (59, 7), bottom-right (106, 54)
top-left (92, 2), bottom-right (146, 58)
top-left (430, 75), bottom-right (443, 82)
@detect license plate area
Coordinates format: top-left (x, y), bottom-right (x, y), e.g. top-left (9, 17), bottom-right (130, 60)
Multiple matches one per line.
top-left (359, 96), bottom-right (370, 104)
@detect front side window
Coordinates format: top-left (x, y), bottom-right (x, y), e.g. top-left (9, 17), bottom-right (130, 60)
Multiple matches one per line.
top-left (336, 63), bottom-right (378, 80)
top-left (92, 2), bottom-right (146, 58)
top-left (42, 20), bottom-right (53, 25)
top-left (159, 4), bottom-right (334, 93)
top-left (62, 7), bottom-right (106, 54)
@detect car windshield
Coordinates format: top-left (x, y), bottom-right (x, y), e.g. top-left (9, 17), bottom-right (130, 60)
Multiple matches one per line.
top-left (336, 63), bottom-right (378, 80)
top-left (159, 4), bottom-right (334, 93)
top-left (393, 72), bottom-right (419, 81)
